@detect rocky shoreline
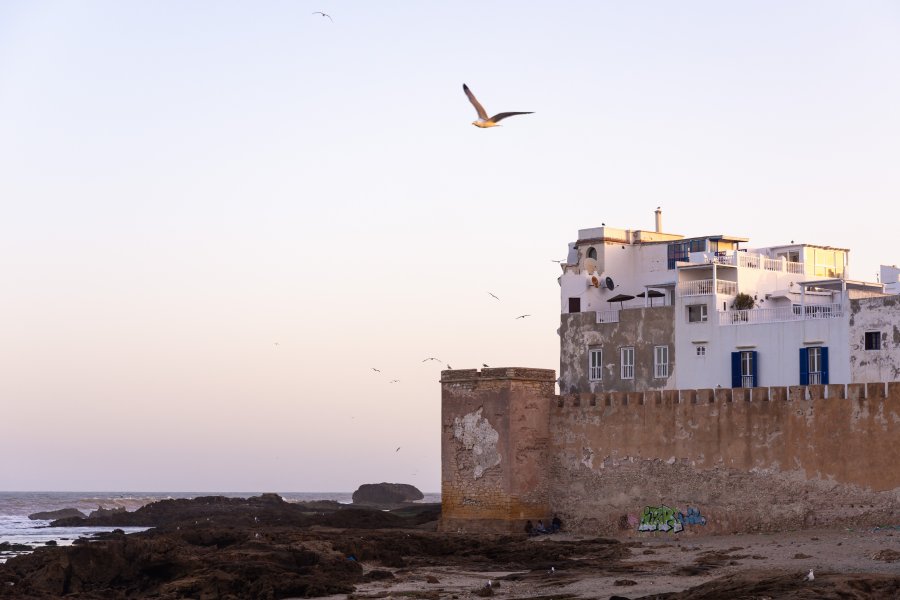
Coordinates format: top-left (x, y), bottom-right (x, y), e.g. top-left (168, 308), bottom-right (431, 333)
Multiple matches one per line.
top-left (1, 495), bottom-right (898, 599)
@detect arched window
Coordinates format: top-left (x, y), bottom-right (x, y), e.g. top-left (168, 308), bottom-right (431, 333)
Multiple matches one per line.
top-left (587, 247), bottom-right (597, 260)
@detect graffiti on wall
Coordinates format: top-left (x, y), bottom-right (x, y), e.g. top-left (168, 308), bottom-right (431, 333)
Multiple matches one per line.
top-left (637, 505), bottom-right (707, 533)
top-left (679, 506), bottom-right (707, 526)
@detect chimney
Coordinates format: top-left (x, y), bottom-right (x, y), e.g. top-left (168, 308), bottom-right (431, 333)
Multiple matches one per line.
top-left (654, 207), bottom-right (662, 233)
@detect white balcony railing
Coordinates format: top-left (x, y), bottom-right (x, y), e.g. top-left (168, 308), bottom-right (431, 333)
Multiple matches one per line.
top-left (690, 251), bottom-right (805, 275)
top-left (678, 279), bottom-right (737, 297)
top-left (596, 309), bottom-right (620, 324)
top-left (718, 303), bottom-right (843, 325)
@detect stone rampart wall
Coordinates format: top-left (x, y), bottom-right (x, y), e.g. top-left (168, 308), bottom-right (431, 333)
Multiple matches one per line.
top-left (550, 382), bottom-right (900, 535)
top-left (441, 370), bottom-right (900, 535)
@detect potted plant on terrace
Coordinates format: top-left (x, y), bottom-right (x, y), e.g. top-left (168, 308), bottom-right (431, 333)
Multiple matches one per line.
top-left (731, 292), bottom-right (755, 322)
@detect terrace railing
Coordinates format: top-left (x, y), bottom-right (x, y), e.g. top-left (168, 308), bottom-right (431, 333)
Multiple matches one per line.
top-left (718, 303), bottom-right (843, 325)
top-left (678, 279), bottom-right (738, 297)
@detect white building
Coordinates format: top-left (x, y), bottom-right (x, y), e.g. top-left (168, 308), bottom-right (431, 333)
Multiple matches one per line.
top-left (558, 210), bottom-right (897, 393)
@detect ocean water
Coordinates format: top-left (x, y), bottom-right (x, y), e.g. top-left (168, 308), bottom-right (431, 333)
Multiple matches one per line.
top-left (0, 491), bottom-right (440, 563)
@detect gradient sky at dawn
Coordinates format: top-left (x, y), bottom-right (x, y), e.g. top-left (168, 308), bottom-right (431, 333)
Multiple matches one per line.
top-left (1, 1), bottom-right (899, 492)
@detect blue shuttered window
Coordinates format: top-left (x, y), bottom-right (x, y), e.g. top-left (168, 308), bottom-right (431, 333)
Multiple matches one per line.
top-left (732, 350), bottom-right (757, 388)
top-left (731, 352), bottom-right (741, 388)
top-left (799, 348), bottom-right (809, 385)
top-left (801, 346), bottom-right (829, 385)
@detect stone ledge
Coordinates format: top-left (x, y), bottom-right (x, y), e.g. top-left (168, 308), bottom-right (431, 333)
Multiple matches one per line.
top-left (441, 367), bottom-right (557, 383)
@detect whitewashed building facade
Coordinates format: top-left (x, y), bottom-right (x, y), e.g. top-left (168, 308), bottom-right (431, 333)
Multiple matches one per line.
top-left (558, 210), bottom-right (897, 393)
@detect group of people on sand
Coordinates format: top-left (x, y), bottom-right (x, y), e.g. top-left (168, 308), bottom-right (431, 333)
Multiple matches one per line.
top-left (524, 515), bottom-right (562, 536)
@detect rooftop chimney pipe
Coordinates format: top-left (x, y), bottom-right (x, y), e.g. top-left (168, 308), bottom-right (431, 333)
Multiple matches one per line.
top-left (655, 207), bottom-right (662, 233)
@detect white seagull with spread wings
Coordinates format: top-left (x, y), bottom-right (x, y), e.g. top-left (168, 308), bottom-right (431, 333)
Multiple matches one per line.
top-left (463, 84), bottom-right (533, 128)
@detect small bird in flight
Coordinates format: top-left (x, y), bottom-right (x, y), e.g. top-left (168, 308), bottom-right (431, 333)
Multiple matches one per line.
top-left (422, 357), bottom-right (442, 363)
top-left (312, 11), bottom-right (333, 21)
top-left (446, 364), bottom-right (453, 370)
top-left (551, 259), bottom-right (564, 264)
top-left (482, 363), bottom-right (489, 368)
top-left (390, 379), bottom-right (400, 383)
top-left (516, 314), bottom-right (531, 319)
top-left (371, 367), bottom-right (381, 373)
top-left (395, 446), bottom-right (401, 452)
top-left (488, 292), bottom-right (500, 300)
top-left (463, 84), bottom-right (533, 128)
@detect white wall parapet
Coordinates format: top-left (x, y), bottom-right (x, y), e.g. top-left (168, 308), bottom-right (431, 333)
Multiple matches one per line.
top-left (718, 303), bottom-right (843, 325)
top-left (678, 279), bottom-right (738, 297)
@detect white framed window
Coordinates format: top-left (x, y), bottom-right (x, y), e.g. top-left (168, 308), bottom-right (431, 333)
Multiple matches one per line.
top-left (589, 349), bottom-right (602, 381)
top-left (621, 347), bottom-right (634, 379)
top-left (865, 331), bottom-right (881, 350)
top-left (808, 346), bottom-right (823, 384)
top-left (654, 346), bottom-right (669, 378)
top-left (741, 351), bottom-right (755, 388)
top-left (687, 304), bottom-right (708, 323)
top-left (696, 345), bottom-right (707, 356)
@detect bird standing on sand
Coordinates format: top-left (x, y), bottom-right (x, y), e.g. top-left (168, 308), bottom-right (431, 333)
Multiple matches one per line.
top-left (463, 84), bottom-right (533, 128)
top-left (806, 569), bottom-right (815, 581)
top-left (312, 11), bottom-right (333, 21)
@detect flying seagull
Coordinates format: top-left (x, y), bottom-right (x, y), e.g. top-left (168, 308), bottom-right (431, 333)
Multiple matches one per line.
top-left (463, 84), bottom-right (533, 128)
top-left (488, 292), bottom-right (500, 300)
top-left (371, 367), bottom-right (381, 373)
top-left (446, 364), bottom-right (453, 370)
top-left (395, 446), bottom-right (401, 452)
top-left (516, 314), bottom-right (531, 319)
top-left (389, 379), bottom-right (400, 383)
top-left (312, 11), bottom-right (333, 21)
top-left (422, 357), bottom-right (442, 363)
top-left (482, 363), bottom-right (489, 368)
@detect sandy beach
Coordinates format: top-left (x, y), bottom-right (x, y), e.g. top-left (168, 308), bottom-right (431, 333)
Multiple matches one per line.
top-left (341, 527), bottom-right (900, 600)
top-left (2, 496), bottom-right (898, 599)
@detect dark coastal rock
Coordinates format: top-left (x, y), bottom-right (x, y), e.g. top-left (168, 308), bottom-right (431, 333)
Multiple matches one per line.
top-left (0, 495), bottom-right (445, 599)
top-left (0, 543), bottom-right (31, 552)
top-left (352, 482), bottom-right (424, 505)
top-left (27, 508), bottom-right (86, 521)
top-left (87, 506), bottom-right (126, 519)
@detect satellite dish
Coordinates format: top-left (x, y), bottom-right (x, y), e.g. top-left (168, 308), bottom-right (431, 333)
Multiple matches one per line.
top-left (590, 275), bottom-right (600, 288)
top-left (604, 276), bottom-right (615, 290)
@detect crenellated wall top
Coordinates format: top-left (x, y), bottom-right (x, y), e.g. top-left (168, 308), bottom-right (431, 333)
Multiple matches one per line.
top-left (440, 367), bottom-right (557, 384)
top-left (554, 381), bottom-right (900, 408)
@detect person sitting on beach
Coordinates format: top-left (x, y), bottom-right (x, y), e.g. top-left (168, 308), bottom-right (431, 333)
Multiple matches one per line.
top-left (535, 520), bottom-right (548, 534)
top-left (524, 519), bottom-right (535, 536)
top-left (551, 515), bottom-right (562, 533)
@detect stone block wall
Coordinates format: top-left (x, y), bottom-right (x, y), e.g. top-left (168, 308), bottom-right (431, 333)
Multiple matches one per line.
top-left (550, 383), bottom-right (900, 535)
top-left (440, 368), bottom-right (900, 536)
top-left (439, 368), bottom-right (556, 532)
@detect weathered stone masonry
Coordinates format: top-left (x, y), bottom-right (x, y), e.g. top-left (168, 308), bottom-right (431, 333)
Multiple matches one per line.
top-left (441, 370), bottom-right (900, 535)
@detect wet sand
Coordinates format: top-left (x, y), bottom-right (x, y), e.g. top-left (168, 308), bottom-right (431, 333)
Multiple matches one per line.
top-left (340, 527), bottom-right (900, 599)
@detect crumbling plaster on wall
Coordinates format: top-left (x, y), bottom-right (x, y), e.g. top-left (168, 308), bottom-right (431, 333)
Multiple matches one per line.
top-left (452, 407), bottom-right (501, 479)
top-left (560, 307), bottom-right (676, 394)
top-left (849, 296), bottom-right (900, 382)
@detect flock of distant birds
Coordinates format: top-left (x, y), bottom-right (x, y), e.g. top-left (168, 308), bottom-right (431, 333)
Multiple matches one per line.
top-left (367, 290), bottom-right (539, 382)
